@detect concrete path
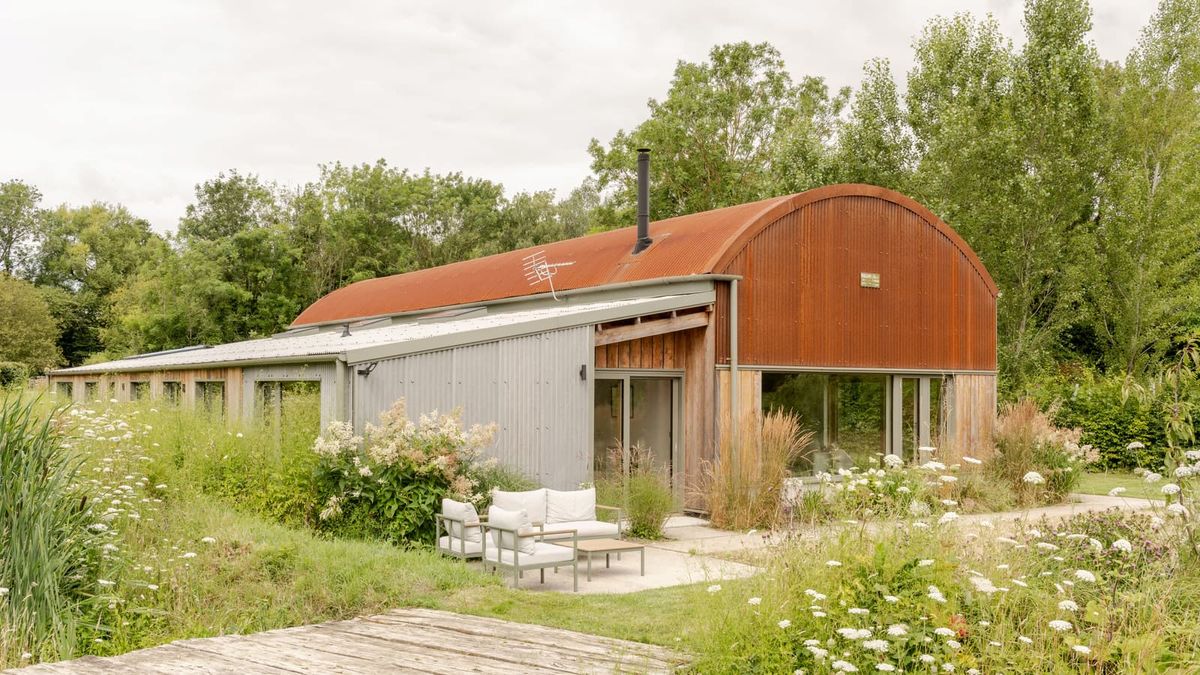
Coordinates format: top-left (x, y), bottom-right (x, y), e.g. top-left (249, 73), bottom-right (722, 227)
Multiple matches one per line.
top-left (504, 493), bottom-right (1159, 593)
top-left (6, 609), bottom-right (685, 674)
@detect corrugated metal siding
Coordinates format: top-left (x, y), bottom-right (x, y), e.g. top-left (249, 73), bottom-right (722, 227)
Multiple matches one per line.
top-left (352, 327), bottom-right (592, 489)
top-left (716, 195), bottom-right (997, 371)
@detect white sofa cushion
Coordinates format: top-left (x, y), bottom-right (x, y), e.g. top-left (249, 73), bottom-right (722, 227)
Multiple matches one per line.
top-left (487, 505), bottom-right (536, 554)
top-left (438, 535), bottom-right (484, 556)
top-left (492, 488), bottom-right (547, 524)
top-left (441, 498), bottom-right (482, 543)
top-left (484, 541), bottom-right (576, 567)
top-left (546, 487), bottom-right (597, 523)
top-left (541, 520), bottom-right (619, 540)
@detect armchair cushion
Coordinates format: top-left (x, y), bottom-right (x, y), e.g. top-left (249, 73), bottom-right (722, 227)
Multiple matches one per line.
top-left (441, 498), bottom-right (482, 543)
top-left (546, 487), bottom-right (597, 523)
top-left (487, 505), bottom-right (537, 555)
top-left (484, 541), bottom-right (576, 566)
top-left (492, 488), bottom-right (547, 524)
top-left (540, 520), bottom-right (619, 539)
top-left (437, 535), bottom-right (483, 556)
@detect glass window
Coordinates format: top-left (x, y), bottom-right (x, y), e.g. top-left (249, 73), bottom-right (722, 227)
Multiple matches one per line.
top-left (195, 381), bottom-right (225, 416)
top-left (830, 374), bottom-right (887, 470)
top-left (593, 379), bottom-right (624, 479)
top-left (762, 373), bottom-right (826, 473)
top-left (56, 381), bottom-right (74, 399)
top-left (130, 381), bottom-right (150, 401)
top-left (84, 382), bottom-right (99, 400)
top-left (163, 381), bottom-right (183, 404)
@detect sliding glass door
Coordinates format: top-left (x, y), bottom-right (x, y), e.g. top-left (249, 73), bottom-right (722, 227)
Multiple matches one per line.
top-left (592, 373), bottom-right (681, 489)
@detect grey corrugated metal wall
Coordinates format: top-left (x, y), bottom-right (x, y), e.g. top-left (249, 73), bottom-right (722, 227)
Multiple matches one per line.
top-left (241, 363), bottom-right (338, 430)
top-left (350, 327), bottom-right (593, 489)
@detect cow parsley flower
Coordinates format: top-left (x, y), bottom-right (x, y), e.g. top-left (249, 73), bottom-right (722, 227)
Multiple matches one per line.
top-left (1144, 472), bottom-right (1162, 483)
top-left (918, 559), bottom-right (935, 567)
top-left (831, 661), bottom-right (858, 673)
top-left (1048, 620), bottom-right (1073, 632)
top-left (928, 585), bottom-right (947, 603)
top-left (848, 607), bottom-right (869, 615)
top-left (934, 627), bottom-right (955, 637)
top-left (963, 456), bottom-right (983, 465)
top-left (862, 639), bottom-right (889, 652)
top-left (1058, 599), bottom-right (1079, 612)
top-left (1072, 645), bottom-right (1091, 655)
top-left (707, 584), bottom-right (722, 593)
top-left (937, 512), bottom-right (958, 525)
top-left (1167, 503), bottom-right (1188, 517)
top-left (875, 665), bottom-right (896, 673)
top-left (883, 595), bottom-right (899, 603)
top-left (883, 454), bottom-right (903, 469)
top-left (826, 559), bottom-right (843, 567)
top-left (747, 597), bottom-right (762, 605)
top-left (1162, 483), bottom-right (1181, 495)
top-left (1018, 636), bottom-right (1033, 644)
top-left (1111, 538), bottom-right (1132, 553)
top-left (1023, 471), bottom-right (1045, 485)
top-left (778, 619), bottom-right (791, 629)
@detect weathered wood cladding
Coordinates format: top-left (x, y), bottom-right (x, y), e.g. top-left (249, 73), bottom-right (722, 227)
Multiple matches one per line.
top-left (50, 368), bottom-right (247, 420)
top-left (714, 195), bottom-right (997, 372)
top-left (594, 325), bottom-right (716, 509)
top-left (943, 373), bottom-right (997, 464)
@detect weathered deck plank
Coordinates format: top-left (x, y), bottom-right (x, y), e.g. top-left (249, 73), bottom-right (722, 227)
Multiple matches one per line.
top-left (5, 609), bottom-right (685, 674)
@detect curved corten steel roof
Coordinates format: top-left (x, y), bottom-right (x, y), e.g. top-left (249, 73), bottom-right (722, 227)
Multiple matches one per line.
top-left (291, 184), bottom-right (997, 327)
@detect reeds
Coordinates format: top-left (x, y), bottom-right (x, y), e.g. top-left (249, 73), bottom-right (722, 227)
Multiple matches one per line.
top-left (0, 397), bottom-right (89, 664)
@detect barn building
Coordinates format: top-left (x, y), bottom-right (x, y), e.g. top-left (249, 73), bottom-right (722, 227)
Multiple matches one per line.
top-left (49, 180), bottom-right (998, 503)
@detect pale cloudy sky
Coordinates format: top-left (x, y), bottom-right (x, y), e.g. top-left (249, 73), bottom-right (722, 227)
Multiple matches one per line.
top-left (0, 0), bottom-right (1157, 233)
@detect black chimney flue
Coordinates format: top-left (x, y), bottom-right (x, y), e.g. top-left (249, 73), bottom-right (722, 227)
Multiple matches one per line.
top-left (632, 148), bottom-right (652, 254)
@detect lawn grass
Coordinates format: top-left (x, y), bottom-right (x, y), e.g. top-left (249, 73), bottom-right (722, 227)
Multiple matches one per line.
top-left (1075, 470), bottom-right (1157, 498)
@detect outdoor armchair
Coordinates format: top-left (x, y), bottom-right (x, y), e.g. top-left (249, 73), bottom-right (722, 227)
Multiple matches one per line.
top-left (481, 506), bottom-right (579, 591)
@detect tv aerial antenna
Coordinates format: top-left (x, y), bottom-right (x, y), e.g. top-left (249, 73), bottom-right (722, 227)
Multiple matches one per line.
top-left (522, 250), bottom-right (575, 301)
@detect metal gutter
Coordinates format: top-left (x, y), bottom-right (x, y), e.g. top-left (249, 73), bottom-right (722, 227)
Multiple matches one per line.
top-left (716, 365), bottom-right (999, 376)
top-left (49, 354), bottom-right (341, 377)
top-left (343, 291), bottom-right (716, 365)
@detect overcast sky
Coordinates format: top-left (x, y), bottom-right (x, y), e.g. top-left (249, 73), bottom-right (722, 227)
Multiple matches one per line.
top-left (0, 1), bottom-right (1158, 233)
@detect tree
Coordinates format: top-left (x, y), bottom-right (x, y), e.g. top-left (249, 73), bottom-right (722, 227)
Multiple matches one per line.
top-left (906, 0), bottom-right (1102, 386)
top-left (0, 180), bottom-right (43, 277)
top-left (832, 59), bottom-right (912, 190)
top-left (34, 203), bottom-right (169, 365)
top-left (588, 42), bottom-right (839, 226)
top-left (1086, 0), bottom-right (1200, 374)
top-left (0, 274), bottom-right (61, 372)
top-left (178, 170), bottom-right (282, 241)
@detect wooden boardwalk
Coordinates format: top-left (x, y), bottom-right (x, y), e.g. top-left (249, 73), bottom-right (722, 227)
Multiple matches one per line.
top-left (9, 609), bottom-right (685, 674)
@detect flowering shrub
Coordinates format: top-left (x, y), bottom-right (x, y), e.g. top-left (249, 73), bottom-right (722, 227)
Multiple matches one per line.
top-left (313, 399), bottom-right (497, 544)
top-left (694, 507), bottom-right (1200, 672)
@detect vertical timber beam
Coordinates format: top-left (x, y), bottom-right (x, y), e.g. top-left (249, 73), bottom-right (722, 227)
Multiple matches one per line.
top-left (333, 358), bottom-right (349, 423)
top-left (728, 279), bottom-right (739, 464)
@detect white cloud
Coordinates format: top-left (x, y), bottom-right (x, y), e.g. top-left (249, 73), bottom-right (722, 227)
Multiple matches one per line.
top-left (0, 0), bottom-right (1158, 232)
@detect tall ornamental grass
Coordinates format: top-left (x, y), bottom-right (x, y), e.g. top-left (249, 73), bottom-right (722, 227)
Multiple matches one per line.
top-left (699, 410), bottom-right (811, 530)
top-left (0, 397), bottom-right (91, 665)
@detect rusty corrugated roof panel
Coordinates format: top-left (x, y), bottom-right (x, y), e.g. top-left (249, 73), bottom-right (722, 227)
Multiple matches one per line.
top-left (291, 184), bottom-right (997, 327)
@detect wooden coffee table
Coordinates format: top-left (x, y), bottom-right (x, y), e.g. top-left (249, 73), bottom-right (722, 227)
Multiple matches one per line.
top-left (559, 538), bottom-right (645, 581)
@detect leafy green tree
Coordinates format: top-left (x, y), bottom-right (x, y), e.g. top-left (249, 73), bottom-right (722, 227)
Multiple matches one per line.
top-left (907, 0), bottom-right (1102, 386)
top-left (0, 274), bottom-right (61, 372)
top-left (178, 170), bottom-right (282, 241)
top-left (0, 180), bottom-right (43, 277)
top-left (34, 203), bottom-right (168, 365)
top-left (589, 42), bottom-right (839, 226)
top-left (1086, 0), bottom-right (1200, 373)
top-left (832, 59), bottom-right (912, 190)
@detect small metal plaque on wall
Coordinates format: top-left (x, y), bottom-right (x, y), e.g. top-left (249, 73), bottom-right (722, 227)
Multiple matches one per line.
top-left (860, 272), bottom-right (881, 288)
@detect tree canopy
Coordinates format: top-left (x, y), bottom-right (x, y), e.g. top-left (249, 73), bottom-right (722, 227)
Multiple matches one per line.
top-left (0, 0), bottom-right (1197, 391)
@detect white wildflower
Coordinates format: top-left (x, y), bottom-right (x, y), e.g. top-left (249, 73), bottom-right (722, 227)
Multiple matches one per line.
top-left (886, 624), bottom-right (908, 636)
top-left (928, 585), bottom-right (947, 603)
top-left (875, 665), bottom-right (895, 673)
top-left (861, 639), bottom-right (889, 652)
top-left (848, 607), bottom-right (869, 615)
top-left (1162, 483), bottom-right (1181, 495)
top-left (1023, 471), bottom-right (1045, 485)
top-left (963, 456), bottom-right (983, 465)
top-left (707, 584), bottom-right (722, 593)
top-left (1144, 472), bottom-right (1162, 483)
top-left (778, 619), bottom-right (791, 629)
top-left (883, 454), bottom-right (903, 469)
top-left (826, 560), bottom-right (843, 567)
top-left (918, 559), bottom-right (935, 567)
top-left (1048, 619), bottom-right (1073, 632)
top-left (200, 536), bottom-right (216, 544)
top-left (831, 661), bottom-right (858, 673)
top-left (1111, 538), bottom-right (1132, 553)
top-left (1018, 636), bottom-right (1033, 644)
top-left (1072, 645), bottom-right (1091, 655)
top-left (1058, 599), bottom-right (1079, 612)
top-left (937, 512), bottom-right (958, 525)
top-left (747, 597), bottom-right (761, 605)
top-left (934, 627), bottom-right (955, 637)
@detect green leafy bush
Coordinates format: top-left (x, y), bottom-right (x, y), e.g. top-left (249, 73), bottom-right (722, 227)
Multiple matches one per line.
top-left (313, 399), bottom-right (497, 544)
top-left (1051, 375), bottom-right (1168, 470)
top-left (0, 362), bottom-right (29, 390)
top-left (594, 444), bottom-right (675, 539)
